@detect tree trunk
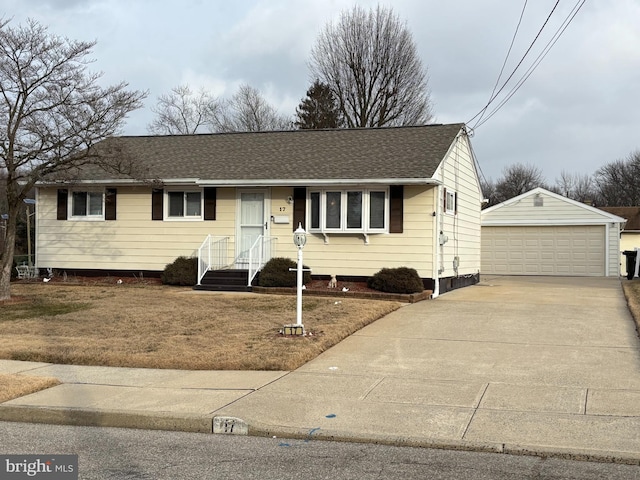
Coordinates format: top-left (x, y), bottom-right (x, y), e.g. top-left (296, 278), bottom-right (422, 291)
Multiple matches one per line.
top-left (0, 205), bottom-right (19, 301)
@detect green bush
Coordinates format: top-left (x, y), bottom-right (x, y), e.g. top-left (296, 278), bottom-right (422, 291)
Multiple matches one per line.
top-left (162, 256), bottom-right (198, 286)
top-left (258, 257), bottom-right (312, 287)
top-left (367, 267), bottom-right (424, 294)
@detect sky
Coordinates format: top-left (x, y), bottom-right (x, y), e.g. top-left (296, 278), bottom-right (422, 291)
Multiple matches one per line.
top-left (1, 0), bottom-right (638, 183)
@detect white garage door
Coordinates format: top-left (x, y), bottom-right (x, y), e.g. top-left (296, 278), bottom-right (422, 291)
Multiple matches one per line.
top-left (482, 225), bottom-right (605, 276)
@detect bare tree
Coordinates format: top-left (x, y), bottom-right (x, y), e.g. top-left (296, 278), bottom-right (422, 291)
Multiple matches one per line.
top-left (0, 19), bottom-right (146, 300)
top-left (479, 177), bottom-right (496, 209)
top-left (215, 84), bottom-right (291, 132)
top-left (554, 170), bottom-right (596, 204)
top-left (147, 85), bottom-right (219, 135)
top-left (494, 163), bottom-right (546, 203)
top-left (310, 5), bottom-right (433, 128)
top-left (593, 151), bottom-right (640, 206)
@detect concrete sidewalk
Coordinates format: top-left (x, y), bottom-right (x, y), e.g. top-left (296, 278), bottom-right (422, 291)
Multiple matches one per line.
top-left (2, 276), bottom-right (640, 464)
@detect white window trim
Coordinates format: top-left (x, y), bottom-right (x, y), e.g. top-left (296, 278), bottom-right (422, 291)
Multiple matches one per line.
top-left (69, 189), bottom-right (105, 221)
top-left (308, 187), bottom-right (389, 234)
top-left (164, 189), bottom-right (204, 221)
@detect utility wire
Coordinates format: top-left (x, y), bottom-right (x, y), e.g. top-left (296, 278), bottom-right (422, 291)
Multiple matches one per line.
top-left (475, 0), bottom-right (586, 129)
top-left (472, 0), bottom-right (528, 128)
top-left (468, 0), bottom-right (561, 128)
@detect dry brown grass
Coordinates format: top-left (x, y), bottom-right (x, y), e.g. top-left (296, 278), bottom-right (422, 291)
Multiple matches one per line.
top-left (1, 283), bottom-right (401, 371)
top-left (622, 280), bottom-right (640, 333)
top-left (0, 374), bottom-right (60, 403)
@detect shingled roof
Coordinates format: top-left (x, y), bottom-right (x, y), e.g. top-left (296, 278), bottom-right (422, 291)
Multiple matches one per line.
top-left (58, 123), bottom-right (466, 186)
top-left (599, 207), bottom-right (640, 231)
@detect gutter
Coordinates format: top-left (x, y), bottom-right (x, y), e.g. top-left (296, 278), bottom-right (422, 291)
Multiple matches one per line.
top-left (36, 178), bottom-right (443, 188)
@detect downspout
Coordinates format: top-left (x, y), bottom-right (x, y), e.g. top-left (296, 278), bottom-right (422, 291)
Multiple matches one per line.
top-left (432, 184), bottom-right (442, 299)
top-left (605, 222), bottom-right (610, 277)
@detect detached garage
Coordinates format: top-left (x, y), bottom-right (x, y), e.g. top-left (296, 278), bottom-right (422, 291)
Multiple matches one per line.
top-left (482, 188), bottom-right (625, 277)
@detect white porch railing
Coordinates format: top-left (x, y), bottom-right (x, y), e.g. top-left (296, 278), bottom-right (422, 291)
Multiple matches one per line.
top-left (197, 235), bottom-right (230, 286)
top-left (247, 235), bottom-right (277, 286)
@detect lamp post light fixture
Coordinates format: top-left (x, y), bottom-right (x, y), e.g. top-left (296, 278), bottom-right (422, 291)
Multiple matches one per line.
top-left (293, 223), bottom-right (307, 329)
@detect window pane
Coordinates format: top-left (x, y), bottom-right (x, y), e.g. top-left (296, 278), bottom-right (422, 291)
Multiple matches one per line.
top-left (325, 192), bottom-right (341, 229)
top-left (88, 192), bottom-right (103, 216)
top-left (347, 191), bottom-right (362, 229)
top-left (168, 192), bottom-right (184, 217)
top-left (185, 192), bottom-right (201, 216)
top-left (310, 192), bottom-right (320, 229)
top-left (370, 191), bottom-right (386, 229)
top-left (72, 192), bottom-right (87, 216)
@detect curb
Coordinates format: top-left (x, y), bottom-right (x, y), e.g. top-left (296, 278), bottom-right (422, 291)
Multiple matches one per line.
top-left (244, 420), bottom-right (640, 466)
top-left (0, 405), bottom-right (213, 434)
top-left (2, 406), bottom-right (640, 466)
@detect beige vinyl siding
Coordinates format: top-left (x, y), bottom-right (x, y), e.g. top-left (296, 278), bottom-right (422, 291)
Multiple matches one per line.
top-left (36, 185), bottom-right (436, 277)
top-left (35, 186), bottom-right (238, 271)
top-left (620, 233), bottom-right (640, 273)
top-left (482, 191), bottom-right (605, 224)
top-left (273, 185), bottom-right (435, 278)
top-left (433, 134), bottom-right (482, 277)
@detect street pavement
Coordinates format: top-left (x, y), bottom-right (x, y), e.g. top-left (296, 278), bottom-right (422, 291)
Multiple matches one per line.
top-left (2, 275), bottom-right (640, 464)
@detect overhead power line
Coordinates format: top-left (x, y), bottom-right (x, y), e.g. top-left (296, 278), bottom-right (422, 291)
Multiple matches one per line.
top-left (469, 0), bottom-right (529, 127)
top-left (474, 0), bottom-right (587, 129)
top-left (468, 0), bottom-right (585, 129)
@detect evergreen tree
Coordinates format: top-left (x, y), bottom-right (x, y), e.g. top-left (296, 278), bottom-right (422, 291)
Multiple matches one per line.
top-left (295, 80), bottom-right (343, 129)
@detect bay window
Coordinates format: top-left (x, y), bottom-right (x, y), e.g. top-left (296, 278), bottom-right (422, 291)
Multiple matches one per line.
top-left (309, 188), bottom-right (388, 233)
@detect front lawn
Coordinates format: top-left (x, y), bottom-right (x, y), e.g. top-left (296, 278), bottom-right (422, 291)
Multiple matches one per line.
top-left (0, 283), bottom-right (401, 371)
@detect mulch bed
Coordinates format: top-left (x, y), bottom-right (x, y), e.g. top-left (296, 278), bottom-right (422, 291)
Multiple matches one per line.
top-left (255, 279), bottom-right (431, 303)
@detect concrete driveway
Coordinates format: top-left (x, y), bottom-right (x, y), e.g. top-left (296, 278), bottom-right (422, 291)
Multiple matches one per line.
top-left (218, 275), bottom-right (640, 460)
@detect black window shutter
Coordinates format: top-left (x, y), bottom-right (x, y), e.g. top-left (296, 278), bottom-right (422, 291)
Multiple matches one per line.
top-left (152, 189), bottom-right (163, 220)
top-left (293, 187), bottom-right (306, 231)
top-left (389, 185), bottom-right (403, 233)
top-left (203, 187), bottom-right (216, 221)
top-left (454, 191), bottom-right (458, 214)
top-left (443, 187), bottom-right (447, 210)
top-left (57, 189), bottom-right (68, 220)
top-left (105, 188), bottom-right (117, 220)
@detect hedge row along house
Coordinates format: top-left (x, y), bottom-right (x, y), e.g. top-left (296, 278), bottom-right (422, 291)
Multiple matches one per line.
top-left (33, 123), bottom-right (482, 295)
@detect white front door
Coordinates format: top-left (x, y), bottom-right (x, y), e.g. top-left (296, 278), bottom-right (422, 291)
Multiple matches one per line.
top-left (236, 189), bottom-right (269, 267)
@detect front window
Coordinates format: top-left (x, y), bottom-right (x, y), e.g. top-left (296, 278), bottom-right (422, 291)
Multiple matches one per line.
top-left (167, 191), bottom-right (202, 219)
top-left (309, 188), bottom-right (388, 233)
top-left (71, 191), bottom-right (103, 219)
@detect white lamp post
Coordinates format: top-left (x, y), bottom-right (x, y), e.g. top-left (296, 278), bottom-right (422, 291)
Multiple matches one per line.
top-left (293, 223), bottom-right (307, 328)
top-left (23, 199), bottom-right (36, 268)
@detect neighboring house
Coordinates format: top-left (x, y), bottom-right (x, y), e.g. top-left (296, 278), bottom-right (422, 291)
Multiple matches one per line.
top-left (598, 206), bottom-right (640, 272)
top-left (481, 187), bottom-right (625, 277)
top-left (34, 123), bottom-right (482, 294)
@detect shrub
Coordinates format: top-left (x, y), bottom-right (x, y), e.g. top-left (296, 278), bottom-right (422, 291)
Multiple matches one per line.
top-left (162, 256), bottom-right (198, 286)
top-left (367, 267), bottom-right (424, 294)
top-left (258, 257), bottom-right (312, 287)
